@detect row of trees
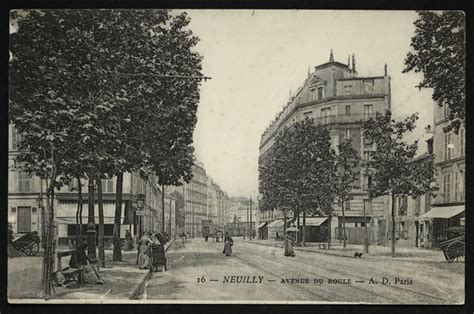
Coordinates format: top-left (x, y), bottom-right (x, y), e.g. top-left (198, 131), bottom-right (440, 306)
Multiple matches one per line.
top-left (259, 111), bottom-right (436, 256)
top-left (9, 9), bottom-right (203, 298)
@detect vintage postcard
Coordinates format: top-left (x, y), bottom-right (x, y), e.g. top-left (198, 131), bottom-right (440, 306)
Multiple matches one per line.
top-left (7, 9), bottom-right (465, 304)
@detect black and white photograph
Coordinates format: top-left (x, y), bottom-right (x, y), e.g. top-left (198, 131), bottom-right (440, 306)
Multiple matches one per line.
top-left (7, 9), bottom-right (465, 304)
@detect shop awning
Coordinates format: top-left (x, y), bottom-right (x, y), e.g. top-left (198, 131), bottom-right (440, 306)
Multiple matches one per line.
top-left (267, 220), bottom-right (284, 228)
top-left (305, 217), bottom-right (328, 226)
top-left (419, 206), bottom-right (464, 220)
top-left (256, 222), bottom-right (268, 229)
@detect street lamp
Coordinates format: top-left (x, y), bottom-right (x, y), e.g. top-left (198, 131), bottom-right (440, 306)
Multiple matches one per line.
top-left (137, 197), bottom-right (144, 238)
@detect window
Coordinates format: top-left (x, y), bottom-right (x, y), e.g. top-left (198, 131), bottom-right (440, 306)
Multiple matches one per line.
top-left (102, 178), bottom-right (114, 193)
top-left (363, 104), bottom-right (373, 119)
top-left (310, 88), bottom-right (317, 101)
top-left (443, 105), bottom-right (449, 119)
top-left (398, 196), bottom-right (408, 215)
top-left (363, 80), bottom-right (374, 94)
top-left (363, 151), bottom-right (372, 162)
top-left (443, 173), bottom-right (451, 202)
top-left (11, 127), bottom-right (24, 151)
top-left (363, 134), bottom-right (373, 145)
top-left (415, 195), bottom-right (421, 214)
top-left (460, 128), bottom-right (465, 157)
top-left (344, 85), bottom-right (352, 94)
top-left (454, 171), bottom-right (459, 201)
top-left (345, 105), bottom-right (351, 116)
top-left (345, 128), bottom-right (351, 140)
top-left (317, 86), bottom-right (324, 100)
top-left (444, 133), bottom-right (452, 160)
top-left (321, 107), bottom-right (331, 124)
top-left (303, 111), bottom-right (312, 118)
top-left (459, 171), bottom-right (465, 200)
top-left (18, 171), bottom-right (32, 192)
top-left (344, 200), bottom-right (351, 210)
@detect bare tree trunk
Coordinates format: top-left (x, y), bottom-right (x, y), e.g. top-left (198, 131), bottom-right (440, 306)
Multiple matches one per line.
top-left (302, 210), bottom-right (306, 247)
top-left (97, 178), bottom-right (105, 268)
top-left (296, 210), bottom-right (300, 245)
top-left (75, 175), bottom-right (82, 247)
top-left (391, 193), bottom-right (396, 257)
top-left (162, 184), bottom-right (165, 235)
top-left (38, 182), bottom-right (56, 299)
top-left (78, 176), bottom-right (83, 245)
top-left (327, 214), bottom-right (332, 249)
top-left (342, 202), bottom-right (347, 249)
top-left (113, 172), bottom-right (123, 261)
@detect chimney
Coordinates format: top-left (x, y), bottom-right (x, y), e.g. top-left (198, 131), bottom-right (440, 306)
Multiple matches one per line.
top-left (352, 53), bottom-right (356, 73)
top-left (329, 49), bottom-right (334, 62)
top-left (384, 63), bottom-right (388, 76)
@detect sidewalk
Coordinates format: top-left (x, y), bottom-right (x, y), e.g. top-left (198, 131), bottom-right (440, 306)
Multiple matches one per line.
top-left (8, 240), bottom-right (184, 302)
top-left (241, 239), bottom-right (447, 263)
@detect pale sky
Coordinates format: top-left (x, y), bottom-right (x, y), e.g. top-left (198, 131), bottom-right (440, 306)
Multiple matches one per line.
top-left (185, 10), bottom-right (434, 198)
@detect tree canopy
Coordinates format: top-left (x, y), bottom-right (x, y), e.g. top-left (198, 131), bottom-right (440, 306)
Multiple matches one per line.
top-left (258, 118), bottom-right (336, 216)
top-left (404, 11), bottom-right (465, 133)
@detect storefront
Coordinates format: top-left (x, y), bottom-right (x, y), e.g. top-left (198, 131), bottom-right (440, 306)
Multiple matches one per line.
top-left (301, 217), bottom-right (329, 243)
top-left (419, 205), bottom-right (464, 248)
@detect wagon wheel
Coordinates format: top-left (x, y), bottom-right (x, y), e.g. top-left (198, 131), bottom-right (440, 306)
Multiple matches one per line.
top-left (446, 240), bottom-right (465, 263)
top-left (24, 242), bottom-right (40, 256)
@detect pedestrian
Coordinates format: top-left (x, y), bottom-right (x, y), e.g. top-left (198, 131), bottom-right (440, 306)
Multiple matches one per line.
top-left (124, 229), bottom-right (134, 251)
top-left (223, 232), bottom-right (234, 257)
top-left (69, 243), bottom-right (105, 284)
top-left (284, 233), bottom-right (296, 257)
top-left (137, 232), bottom-right (152, 269)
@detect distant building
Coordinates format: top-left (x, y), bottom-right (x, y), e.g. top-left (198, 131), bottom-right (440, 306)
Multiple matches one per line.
top-left (258, 51), bottom-right (391, 244)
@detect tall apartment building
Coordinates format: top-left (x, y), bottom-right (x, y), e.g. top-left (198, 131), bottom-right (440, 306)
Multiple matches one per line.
top-left (181, 162), bottom-right (208, 237)
top-left (418, 104), bottom-right (465, 247)
top-left (258, 51), bottom-right (391, 243)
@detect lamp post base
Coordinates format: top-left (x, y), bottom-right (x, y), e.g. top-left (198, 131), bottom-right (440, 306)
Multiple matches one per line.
top-left (86, 228), bottom-right (97, 264)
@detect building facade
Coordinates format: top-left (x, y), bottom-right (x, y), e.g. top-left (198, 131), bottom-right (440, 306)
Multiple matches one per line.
top-left (8, 125), bottom-right (164, 246)
top-left (418, 103), bottom-right (465, 247)
top-left (258, 51), bottom-right (391, 244)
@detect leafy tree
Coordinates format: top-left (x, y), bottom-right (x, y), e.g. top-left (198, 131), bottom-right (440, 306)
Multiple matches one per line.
top-left (333, 139), bottom-right (360, 249)
top-left (404, 11), bottom-right (465, 133)
top-left (363, 110), bottom-right (437, 257)
top-left (259, 118), bottom-right (336, 248)
top-left (9, 9), bottom-right (203, 294)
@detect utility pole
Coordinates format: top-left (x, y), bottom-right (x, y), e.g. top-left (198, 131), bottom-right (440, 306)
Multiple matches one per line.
top-left (249, 196), bottom-right (252, 238)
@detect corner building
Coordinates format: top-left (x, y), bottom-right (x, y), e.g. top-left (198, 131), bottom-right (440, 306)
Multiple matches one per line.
top-left (258, 52), bottom-right (391, 244)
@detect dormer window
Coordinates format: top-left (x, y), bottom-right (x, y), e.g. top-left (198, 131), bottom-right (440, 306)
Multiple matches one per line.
top-left (317, 86), bottom-right (324, 100)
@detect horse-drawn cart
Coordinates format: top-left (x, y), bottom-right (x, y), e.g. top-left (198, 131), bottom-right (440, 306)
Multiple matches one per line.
top-left (439, 235), bottom-right (465, 262)
top-left (11, 231), bottom-right (41, 256)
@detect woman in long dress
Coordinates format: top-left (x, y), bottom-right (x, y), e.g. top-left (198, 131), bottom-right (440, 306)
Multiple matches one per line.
top-left (223, 232), bottom-right (234, 256)
top-left (284, 233), bottom-right (296, 257)
top-left (69, 243), bottom-right (105, 284)
top-left (137, 233), bottom-right (152, 269)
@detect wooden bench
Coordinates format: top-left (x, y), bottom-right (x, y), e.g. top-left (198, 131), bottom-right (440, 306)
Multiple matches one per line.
top-left (53, 251), bottom-right (83, 286)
